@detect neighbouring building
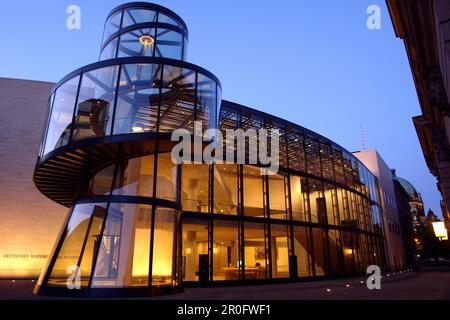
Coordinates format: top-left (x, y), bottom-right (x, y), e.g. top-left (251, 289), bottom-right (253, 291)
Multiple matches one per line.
top-left (28, 3), bottom-right (389, 297)
top-left (392, 172), bottom-right (416, 267)
top-left (0, 78), bottom-right (66, 278)
top-left (354, 150), bottom-right (406, 271)
top-left (387, 0), bottom-right (450, 229)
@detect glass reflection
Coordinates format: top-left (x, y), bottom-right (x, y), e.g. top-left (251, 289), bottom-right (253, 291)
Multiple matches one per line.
top-left (92, 203), bottom-right (152, 287)
top-left (214, 164), bottom-right (238, 215)
top-left (44, 76), bottom-right (79, 155)
top-left (182, 218), bottom-right (208, 282)
top-left (114, 64), bottom-right (161, 134)
top-left (213, 220), bottom-right (240, 280)
top-left (72, 66), bottom-right (119, 141)
top-left (113, 155), bottom-right (154, 197)
top-left (47, 203), bottom-right (107, 286)
top-left (152, 208), bottom-right (175, 286)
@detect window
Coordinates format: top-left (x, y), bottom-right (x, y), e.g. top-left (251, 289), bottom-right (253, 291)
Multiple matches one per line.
top-left (244, 222), bottom-right (267, 279)
top-left (268, 173), bottom-right (287, 220)
top-left (181, 164), bottom-right (209, 212)
top-left (156, 153), bottom-right (178, 201)
top-left (44, 76), bottom-right (79, 154)
top-left (122, 9), bottom-right (157, 27)
top-left (196, 74), bottom-right (217, 131)
top-left (213, 220), bottom-right (240, 280)
top-left (181, 218), bottom-right (209, 281)
top-left (117, 28), bottom-right (156, 58)
top-left (113, 155), bottom-right (154, 197)
top-left (100, 38), bottom-right (118, 60)
top-left (243, 165), bottom-right (264, 218)
top-left (72, 66), bottom-right (119, 141)
top-left (308, 179), bottom-right (325, 224)
top-left (158, 12), bottom-right (183, 28)
top-left (92, 203), bottom-right (152, 287)
top-left (213, 164), bottom-right (238, 215)
top-left (324, 184), bottom-right (339, 225)
top-left (159, 66), bottom-right (196, 133)
top-left (293, 226), bottom-right (311, 277)
top-left (87, 164), bottom-right (115, 196)
top-left (154, 28), bottom-right (183, 60)
top-left (47, 203), bottom-right (107, 287)
top-left (312, 228), bottom-right (327, 276)
top-left (114, 64), bottom-right (161, 135)
top-left (152, 208), bottom-right (176, 286)
top-left (290, 175), bottom-right (309, 222)
top-left (102, 11), bottom-right (122, 44)
top-left (270, 223), bottom-right (289, 278)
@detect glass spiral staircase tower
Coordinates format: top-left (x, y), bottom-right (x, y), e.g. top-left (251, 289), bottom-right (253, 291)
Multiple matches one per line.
top-left (34, 2), bottom-right (221, 297)
top-left (34, 2), bottom-right (387, 298)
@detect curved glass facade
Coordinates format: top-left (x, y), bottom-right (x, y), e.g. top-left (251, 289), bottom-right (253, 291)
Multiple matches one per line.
top-left (41, 61), bottom-right (221, 156)
top-left (99, 3), bottom-right (188, 61)
top-left (34, 2), bottom-right (386, 297)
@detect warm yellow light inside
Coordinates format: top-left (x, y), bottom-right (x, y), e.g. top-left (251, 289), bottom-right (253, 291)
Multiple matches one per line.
top-left (139, 35), bottom-right (155, 46)
top-left (344, 248), bottom-right (353, 255)
top-left (432, 222), bottom-right (448, 240)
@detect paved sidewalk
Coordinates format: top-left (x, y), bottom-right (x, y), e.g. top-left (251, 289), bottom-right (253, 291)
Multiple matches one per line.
top-left (1, 266), bottom-right (449, 300)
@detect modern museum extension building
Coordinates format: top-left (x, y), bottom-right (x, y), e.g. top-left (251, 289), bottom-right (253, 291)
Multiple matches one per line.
top-left (33, 2), bottom-right (387, 297)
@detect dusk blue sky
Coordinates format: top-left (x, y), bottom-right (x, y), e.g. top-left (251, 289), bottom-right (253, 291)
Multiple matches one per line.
top-left (0, 0), bottom-right (442, 217)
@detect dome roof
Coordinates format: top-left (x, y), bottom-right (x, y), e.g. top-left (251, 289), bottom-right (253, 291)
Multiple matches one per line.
top-left (394, 176), bottom-right (419, 198)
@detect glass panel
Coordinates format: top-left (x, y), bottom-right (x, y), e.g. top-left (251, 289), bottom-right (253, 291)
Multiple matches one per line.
top-left (87, 164), bottom-right (115, 196)
top-left (243, 165), bottom-right (264, 218)
top-left (181, 218), bottom-right (209, 281)
top-left (92, 203), bottom-right (152, 287)
top-left (158, 12), bottom-right (183, 28)
top-left (72, 66), bottom-right (118, 141)
top-left (181, 164), bottom-right (209, 212)
top-left (118, 28), bottom-right (156, 58)
top-left (114, 63), bottom-right (161, 134)
top-left (328, 229), bottom-right (342, 274)
top-left (113, 155), bottom-right (154, 197)
top-left (154, 28), bottom-right (183, 60)
top-left (312, 228), bottom-right (327, 276)
top-left (100, 38), bottom-right (118, 60)
top-left (47, 203), bottom-right (107, 286)
top-left (304, 136), bottom-right (321, 177)
top-left (244, 222), bottom-right (267, 279)
top-left (159, 66), bottom-right (196, 133)
top-left (78, 207), bottom-right (107, 285)
top-left (333, 149), bottom-right (345, 184)
top-left (308, 179), bottom-right (325, 224)
top-left (324, 183), bottom-right (339, 225)
top-left (213, 164), bottom-right (238, 215)
top-left (320, 143), bottom-right (334, 180)
top-left (156, 153), bottom-right (178, 201)
top-left (122, 9), bottom-right (157, 27)
top-left (197, 73), bottom-right (216, 131)
top-left (290, 175), bottom-right (309, 222)
top-left (213, 220), bottom-right (240, 281)
top-left (103, 11), bottom-right (122, 44)
top-left (268, 173), bottom-right (287, 220)
top-left (216, 85), bottom-right (222, 124)
top-left (43, 76), bottom-right (79, 154)
top-left (270, 224), bottom-right (289, 278)
top-left (287, 131), bottom-right (306, 172)
top-left (152, 208), bottom-right (175, 286)
top-left (293, 226), bottom-right (311, 277)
